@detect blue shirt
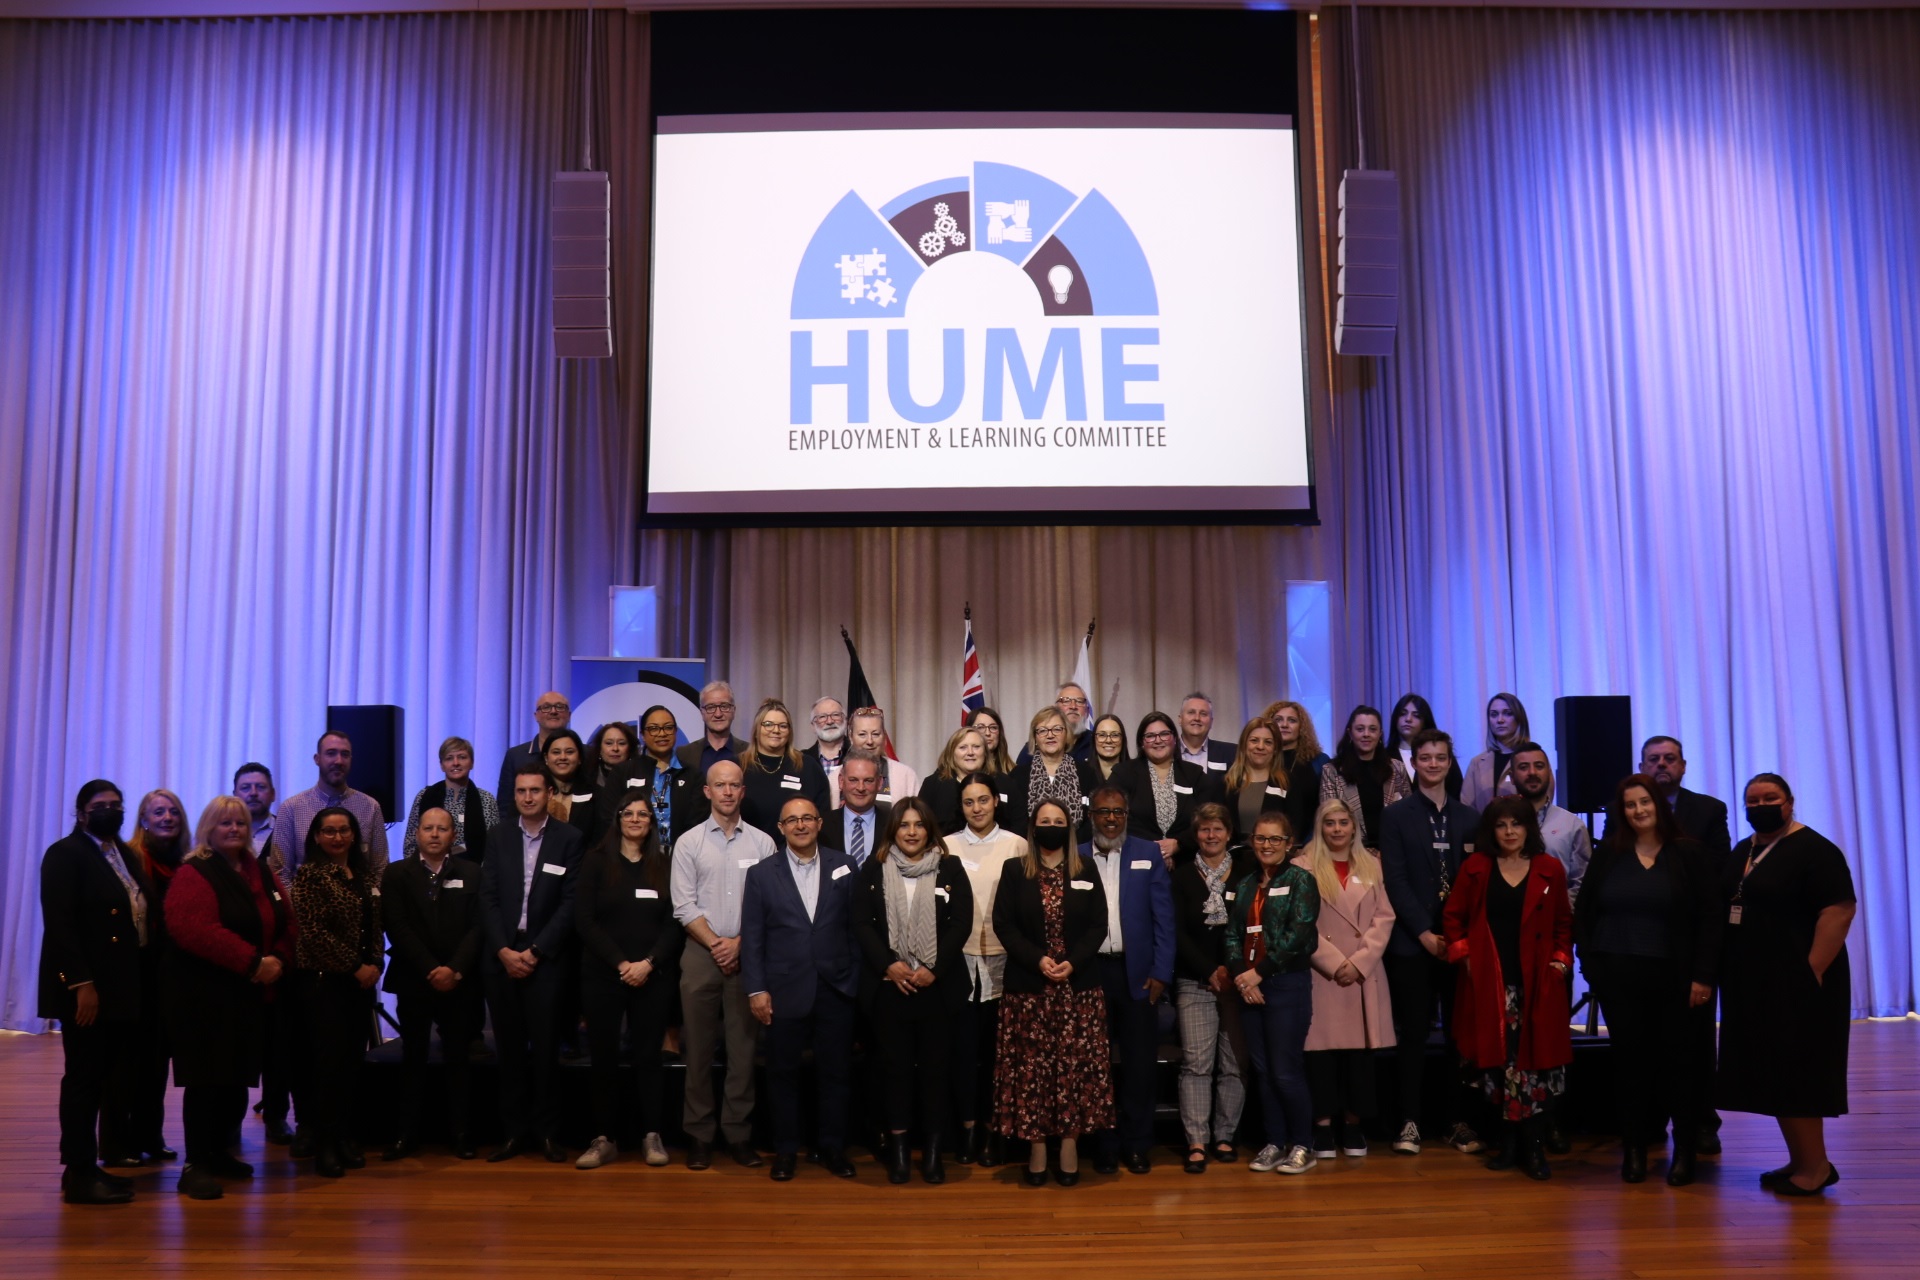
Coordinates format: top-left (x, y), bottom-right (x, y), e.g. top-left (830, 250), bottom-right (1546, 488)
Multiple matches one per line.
top-left (786, 847), bottom-right (821, 922)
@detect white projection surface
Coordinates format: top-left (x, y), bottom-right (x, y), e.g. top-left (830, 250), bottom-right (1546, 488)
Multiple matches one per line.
top-left (647, 113), bottom-right (1312, 517)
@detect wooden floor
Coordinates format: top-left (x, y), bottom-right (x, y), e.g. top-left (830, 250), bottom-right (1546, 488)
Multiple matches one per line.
top-left (3, 1021), bottom-right (1917, 1278)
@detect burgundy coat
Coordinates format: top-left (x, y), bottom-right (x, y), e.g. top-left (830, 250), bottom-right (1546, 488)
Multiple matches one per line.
top-left (1441, 853), bottom-right (1573, 1072)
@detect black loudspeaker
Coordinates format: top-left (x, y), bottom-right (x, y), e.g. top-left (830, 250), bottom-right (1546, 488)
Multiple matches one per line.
top-left (1335, 169), bottom-right (1400, 357)
top-left (326, 704), bottom-right (405, 822)
top-left (1553, 695), bottom-right (1632, 814)
top-left (552, 171), bottom-right (612, 359)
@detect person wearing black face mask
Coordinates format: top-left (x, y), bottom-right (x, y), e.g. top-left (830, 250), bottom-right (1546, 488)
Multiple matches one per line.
top-left (38, 780), bottom-right (154, 1204)
top-left (1715, 773), bottom-right (1856, 1197)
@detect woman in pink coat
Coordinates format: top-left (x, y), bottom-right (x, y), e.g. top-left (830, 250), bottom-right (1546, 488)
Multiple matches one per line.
top-left (1297, 797), bottom-right (1396, 1159)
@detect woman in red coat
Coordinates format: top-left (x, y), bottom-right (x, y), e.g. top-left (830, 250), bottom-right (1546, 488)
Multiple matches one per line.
top-left (1442, 796), bottom-right (1572, 1180)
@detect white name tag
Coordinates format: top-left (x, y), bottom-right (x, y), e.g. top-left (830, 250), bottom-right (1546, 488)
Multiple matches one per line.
top-left (1208, 761), bottom-right (1228, 771)
top-left (371, 887), bottom-right (381, 898)
top-left (1081, 796), bottom-right (1091, 806)
top-left (444, 879), bottom-right (464, 889)
top-left (961, 858), bottom-right (980, 871)
top-left (1269, 885), bottom-right (1290, 897)
top-left (1266, 785), bottom-right (1287, 798)
top-left (635, 888), bottom-right (659, 899)
top-left (1463, 843), bottom-right (1475, 854)
top-left (1173, 784), bottom-right (1193, 795)
top-left (780, 776), bottom-right (802, 790)
top-left (831, 865), bottom-right (851, 881)
top-left (627, 778), bottom-right (644, 788)
top-left (572, 792), bottom-right (594, 803)
top-left (1245, 924), bottom-right (1262, 934)
top-left (1728, 905), bottom-right (1742, 926)
top-left (736, 858), bottom-right (756, 869)
top-left (541, 862), bottom-right (565, 876)
top-left (935, 886), bottom-right (950, 901)
top-left (1070, 880), bottom-right (1094, 891)
top-left (1130, 860), bottom-right (1152, 871)
top-left (271, 890), bottom-right (282, 901)
top-left (1225, 891), bottom-right (1236, 901)
top-left (998, 793), bottom-right (1009, 804)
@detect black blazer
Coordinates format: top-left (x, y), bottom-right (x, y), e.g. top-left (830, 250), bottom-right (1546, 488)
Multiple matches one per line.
top-left (37, 831), bottom-right (153, 1022)
top-left (1574, 837), bottom-right (1724, 988)
top-left (739, 753), bottom-right (833, 841)
top-left (479, 819), bottom-right (585, 969)
top-left (917, 772), bottom-right (1005, 837)
top-left (1170, 851), bottom-right (1253, 984)
top-left (1378, 790), bottom-right (1480, 958)
top-left (1672, 788), bottom-right (1733, 869)
top-left (824, 801), bottom-right (892, 860)
top-left (495, 737), bottom-right (545, 812)
top-left (1112, 757), bottom-right (1218, 857)
top-left (675, 736), bottom-right (748, 781)
top-left (992, 858), bottom-right (1109, 994)
top-left (851, 855), bottom-right (974, 1008)
top-left (382, 855), bottom-right (484, 999)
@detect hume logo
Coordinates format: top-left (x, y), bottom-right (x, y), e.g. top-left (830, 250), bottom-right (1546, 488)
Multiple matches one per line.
top-left (789, 161), bottom-right (1163, 426)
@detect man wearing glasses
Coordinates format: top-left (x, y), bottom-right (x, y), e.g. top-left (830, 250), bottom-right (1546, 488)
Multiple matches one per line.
top-left (495, 691), bottom-right (573, 809)
top-left (741, 797), bottom-right (862, 1181)
top-left (801, 697), bottom-right (850, 777)
top-left (1015, 683), bottom-right (1098, 769)
top-left (675, 680), bottom-right (748, 781)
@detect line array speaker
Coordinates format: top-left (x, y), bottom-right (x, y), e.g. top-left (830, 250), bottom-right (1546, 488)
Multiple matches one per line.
top-left (1335, 169), bottom-right (1399, 357)
top-left (552, 171), bottom-right (612, 359)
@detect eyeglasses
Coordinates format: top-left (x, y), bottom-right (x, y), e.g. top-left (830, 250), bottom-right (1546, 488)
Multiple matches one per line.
top-left (1036, 726), bottom-right (1064, 736)
top-left (702, 702), bottom-right (735, 713)
top-left (1056, 696), bottom-right (1089, 708)
top-left (813, 713), bottom-right (845, 725)
top-left (1251, 836), bottom-right (1294, 848)
top-left (536, 701), bottom-right (570, 713)
top-left (1094, 731), bottom-right (1124, 740)
top-left (779, 815), bottom-right (821, 827)
top-left (643, 723), bottom-right (676, 734)
top-left (1091, 807), bottom-right (1127, 818)
top-left (758, 720), bottom-right (789, 731)
top-left (1142, 730), bottom-right (1175, 743)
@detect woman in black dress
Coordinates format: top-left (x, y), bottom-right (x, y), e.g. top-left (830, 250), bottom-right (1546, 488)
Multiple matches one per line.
top-left (1716, 773), bottom-right (1856, 1196)
top-left (738, 698), bottom-right (832, 840)
top-left (543, 728), bottom-right (604, 848)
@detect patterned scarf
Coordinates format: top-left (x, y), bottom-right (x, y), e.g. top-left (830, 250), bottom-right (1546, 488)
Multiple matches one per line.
top-left (1198, 854), bottom-right (1232, 926)
top-left (1149, 762), bottom-right (1178, 835)
top-left (1025, 753), bottom-right (1082, 820)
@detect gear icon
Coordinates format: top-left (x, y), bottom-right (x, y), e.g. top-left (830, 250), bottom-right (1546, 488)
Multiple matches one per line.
top-left (918, 230), bottom-right (946, 258)
top-left (933, 201), bottom-right (950, 217)
top-left (950, 231), bottom-right (966, 245)
top-left (934, 214), bottom-right (958, 238)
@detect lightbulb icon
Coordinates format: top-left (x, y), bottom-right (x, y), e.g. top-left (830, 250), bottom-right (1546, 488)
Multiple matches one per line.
top-left (1047, 264), bottom-right (1075, 305)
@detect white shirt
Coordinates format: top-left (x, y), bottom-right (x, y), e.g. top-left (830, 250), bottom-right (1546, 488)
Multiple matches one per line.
top-left (516, 817), bottom-right (548, 932)
top-left (1089, 844), bottom-right (1126, 954)
top-left (671, 816), bottom-right (776, 939)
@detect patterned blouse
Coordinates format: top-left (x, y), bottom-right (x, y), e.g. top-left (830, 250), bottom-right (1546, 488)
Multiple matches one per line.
top-left (1025, 754), bottom-right (1083, 822)
top-left (290, 859), bottom-right (383, 975)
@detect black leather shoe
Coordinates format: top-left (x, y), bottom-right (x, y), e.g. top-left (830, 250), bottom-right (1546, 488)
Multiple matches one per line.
top-left (979, 1132), bottom-right (1003, 1168)
top-left (770, 1153), bottom-right (797, 1182)
top-left (1124, 1150), bottom-right (1151, 1175)
top-left (177, 1164), bottom-right (224, 1199)
top-left (101, 1152), bottom-right (144, 1169)
top-left (211, 1154), bottom-right (254, 1180)
top-left (1521, 1120), bottom-right (1552, 1181)
top-left (1184, 1147), bottom-right (1209, 1174)
top-left (886, 1134), bottom-right (912, 1185)
top-left (685, 1137), bottom-right (712, 1170)
top-left (383, 1136), bottom-right (419, 1163)
top-left (823, 1148), bottom-right (857, 1179)
top-left (1486, 1127), bottom-right (1520, 1172)
top-left (1022, 1166), bottom-right (1048, 1187)
top-left (338, 1143), bottom-right (366, 1171)
top-left (145, 1144), bottom-right (179, 1162)
top-left (1666, 1145), bottom-right (1697, 1187)
top-left (1211, 1141), bottom-right (1237, 1163)
top-left (1621, 1144), bottom-right (1647, 1184)
top-left (289, 1130), bottom-right (315, 1159)
top-left (62, 1167), bottom-right (134, 1205)
top-left (957, 1126), bottom-right (981, 1166)
top-left (728, 1140), bottom-right (763, 1168)
top-left (542, 1139), bottom-right (568, 1164)
top-left (1093, 1154), bottom-right (1119, 1176)
top-left (486, 1136), bottom-right (530, 1163)
top-left (452, 1135), bottom-right (478, 1160)
top-left (923, 1135), bottom-right (946, 1185)
top-left (1054, 1166), bottom-right (1080, 1187)
top-left (1545, 1116), bottom-right (1571, 1156)
top-left (1694, 1127), bottom-right (1723, 1157)
top-left (1773, 1164), bottom-right (1839, 1197)
top-left (314, 1147), bottom-right (345, 1179)
top-left (265, 1119), bottom-right (295, 1146)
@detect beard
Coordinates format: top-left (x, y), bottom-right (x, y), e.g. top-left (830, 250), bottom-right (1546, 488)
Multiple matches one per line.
top-left (1093, 829), bottom-right (1126, 853)
top-left (815, 724), bottom-right (845, 744)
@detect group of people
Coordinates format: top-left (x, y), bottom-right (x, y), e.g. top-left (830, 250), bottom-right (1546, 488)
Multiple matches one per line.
top-left (40, 680), bottom-right (1856, 1205)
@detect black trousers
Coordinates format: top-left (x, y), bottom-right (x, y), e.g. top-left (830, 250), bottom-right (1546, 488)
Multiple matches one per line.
top-left (485, 957), bottom-right (565, 1141)
top-left (765, 982), bottom-right (856, 1156)
top-left (396, 987), bottom-right (483, 1141)
top-left (181, 1085), bottom-right (248, 1165)
top-left (1590, 953), bottom-right (1708, 1145)
top-left (57, 1018), bottom-right (138, 1170)
top-left (1096, 954), bottom-right (1160, 1156)
top-left (260, 980), bottom-right (308, 1130)
top-left (581, 973), bottom-right (673, 1141)
top-left (950, 995), bottom-right (1001, 1128)
top-left (303, 972), bottom-right (373, 1152)
top-left (1385, 949), bottom-right (1472, 1132)
top-left (125, 946), bottom-right (170, 1152)
top-left (871, 983), bottom-right (951, 1136)
top-left (1306, 1048), bottom-right (1378, 1123)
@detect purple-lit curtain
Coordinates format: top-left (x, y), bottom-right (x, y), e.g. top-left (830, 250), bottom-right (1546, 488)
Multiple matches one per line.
top-left (0, 12), bottom-right (648, 1028)
top-left (1337, 8), bottom-right (1920, 1016)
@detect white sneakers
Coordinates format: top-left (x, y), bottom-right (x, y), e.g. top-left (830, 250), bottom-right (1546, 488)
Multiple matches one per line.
top-left (575, 1136), bottom-right (618, 1169)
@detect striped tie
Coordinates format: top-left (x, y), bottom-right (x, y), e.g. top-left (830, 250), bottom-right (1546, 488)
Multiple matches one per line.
top-left (851, 815), bottom-right (866, 866)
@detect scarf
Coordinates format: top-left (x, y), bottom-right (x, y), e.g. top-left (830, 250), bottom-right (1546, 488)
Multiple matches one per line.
top-left (881, 845), bottom-right (943, 971)
top-left (1025, 753), bottom-right (1082, 820)
top-left (1198, 854), bottom-right (1232, 926)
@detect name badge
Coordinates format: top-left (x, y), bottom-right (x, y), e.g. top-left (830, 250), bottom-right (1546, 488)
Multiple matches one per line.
top-left (1081, 796), bottom-right (1091, 806)
top-left (1245, 924), bottom-right (1262, 934)
top-left (572, 792), bottom-right (594, 803)
top-left (1432, 842), bottom-right (1449, 851)
top-left (1070, 880), bottom-right (1094, 891)
top-left (831, 865), bottom-right (851, 881)
top-left (961, 858), bottom-right (980, 871)
top-left (1269, 885), bottom-right (1290, 897)
top-left (1463, 843), bottom-right (1475, 855)
top-left (636, 888), bottom-right (659, 899)
top-left (1173, 784), bottom-right (1193, 795)
top-left (935, 886), bottom-right (950, 901)
top-left (627, 778), bottom-right (645, 788)
top-left (1728, 905), bottom-right (1743, 926)
top-left (1208, 760), bottom-right (1228, 771)
top-left (371, 887), bottom-right (381, 897)
top-left (1130, 860), bottom-right (1152, 871)
top-left (877, 793), bottom-right (895, 804)
top-left (271, 890), bottom-right (282, 901)
top-left (780, 775), bottom-right (802, 790)
top-left (1225, 891), bottom-right (1236, 901)
top-left (736, 858), bottom-right (757, 869)
top-left (998, 793), bottom-right (1009, 804)
top-left (1266, 785), bottom-right (1286, 797)
top-left (444, 879), bottom-right (464, 889)
top-left (541, 862), bottom-right (566, 876)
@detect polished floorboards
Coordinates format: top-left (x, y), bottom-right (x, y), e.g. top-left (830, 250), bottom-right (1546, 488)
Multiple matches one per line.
top-left (3, 1019), bottom-right (1917, 1278)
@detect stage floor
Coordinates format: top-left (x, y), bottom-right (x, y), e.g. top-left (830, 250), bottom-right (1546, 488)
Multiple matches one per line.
top-left (3, 1020), bottom-right (1916, 1279)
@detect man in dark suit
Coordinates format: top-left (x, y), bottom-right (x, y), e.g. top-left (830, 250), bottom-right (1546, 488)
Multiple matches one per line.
top-left (494, 691), bottom-right (572, 810)
top-left (1015, 682), bottom-right (1097, 768)
top-left (39, 780), bottom-right (151, 1204)
top-left (825, 751), bottom-right (891, 868)
top-left (1082, 784), bottom-right (1176, 1175)
top-left (478, 764), bottom-right (584, 1163)
top-left (382, 807), bottom-right (484, 1161)
top-left (676, 679), bottom-right (749, 781)
top-left (1177, 692), bottom-right (1240, 778)
top-left (742, 796), bottom-right (863, 1181)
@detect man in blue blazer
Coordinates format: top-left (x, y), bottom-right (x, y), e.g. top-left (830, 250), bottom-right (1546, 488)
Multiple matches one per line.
top-left (741, 796), bottom-right (862, 1181)
top-left (478, 763), bottom-right (584, 1164)
top-left (1083, 783), bottom-right (1176, 1174)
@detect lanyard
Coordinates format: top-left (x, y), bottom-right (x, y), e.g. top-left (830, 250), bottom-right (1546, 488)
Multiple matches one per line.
top-left (1733, 832), bottom-right (1785, 902)
top-left (1425, 800), bottom-right (1453, 899)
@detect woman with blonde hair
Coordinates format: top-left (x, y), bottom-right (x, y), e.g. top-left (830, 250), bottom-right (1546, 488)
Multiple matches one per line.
top-left (739, 698), bottom-right (830, 838)
top-left (1296, 797), bottom-right (1396, 1159)
top-left (124, 787), bottom-right (189, 1164)
top-left (919, 726), bottom-right (1002, 836)
top-left (1001, 706), bottom-right (1083, 837)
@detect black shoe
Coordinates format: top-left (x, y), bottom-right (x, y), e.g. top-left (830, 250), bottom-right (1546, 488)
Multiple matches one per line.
top-left (1486, 1127), bottom-right (1521, 1172)
top-left (886, 1134), bottom-right (912, 1185)
top-left (1621, 1144), bottom-right (1647, 1183)
top-left (1184, 1146), bottom-right (1208, 1174)
top-left (1666, 1145), bottom-right (1697, 1187)
top-left (957, 1127), bottom-right (981, 1166)
top-left (1759, 1163), bottom-right (1794, 1188)
top-left (1521, 1119), bottom-right (1552, 1181)
top-left (1210, 1141), bottom-right (1237, 1163)
top-left (1545, 1116), bottom-right (1571, 1156)
top-left (978, 1132), bottom-right (1003, 1169)
top-left (452, 1135), bottom-right (478, 1161)
top-left (728, 1140), bottom-right (763, 1169)
top-left (923, 1135), bottom-right (946, 1185)
top-left (62, 1167), bottom-right (135, 1205)
top-left (383, 1136), bottom-right (419, 1163)
top-left (265, 1119), bottom-right (294, 1146)
top-left (685, 1137), bottom-right (713, 1170)
top-left (177, 1164), bottom-right (224, 1199)
top-left (338, 1142), bottom-right (366, 1171)
top-left (314, 1146), bottom-right (345, 1178)
top-left (1022, 1165), bottom-right (1048, 1187)
top-left (823, 1147), bottom-right (857, 1179)
top-left (1695, 1127), bottom-right (1723, 1157)
top-left (1773, 1164), bottom-right (1839, 1197)
top-left (486, 1136), bottom-right (531, 1163)
top-left (1124, 1150), bottom-right (1151, 1175)
top-left (770, 1153), bottom-right (798, 1182)
top-left (145, 1144), bottom-right (179, 1162)
top-left (210, 1154), bottom-right (254, 1180)
top-left (1092, 1153), bottom-right (1119, 1176)
top-left (542, 1138), bottom-right (568, 1164)
top-left (100, 1152), bottom-right (144, 1169)
top-left (1054, 1166), bottom-right (1080, 1187)
top-left (289, 1129), bottom-right (315, 1159)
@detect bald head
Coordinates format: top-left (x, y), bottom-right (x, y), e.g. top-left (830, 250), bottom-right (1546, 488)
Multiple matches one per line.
top-left (704, 759), bottom-right (746, 821)
top-left (416, 806), bottom-right (454, 859)
top-left (535, 690), bottom-right (571, 734)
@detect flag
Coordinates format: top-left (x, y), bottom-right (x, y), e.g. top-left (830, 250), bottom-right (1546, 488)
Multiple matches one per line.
top-left (960, 604), bottom-right (986, 727)
top-left (1068, 618), bottom-right (1095, 703)
top-left (841, 624), bottom-right (897, 760)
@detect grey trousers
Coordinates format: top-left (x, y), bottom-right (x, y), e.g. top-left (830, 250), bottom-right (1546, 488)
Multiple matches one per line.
top-left (1174, 976), bottom-right (1248, 1148)
top-left (679, 939), bottom-right (760, 1143)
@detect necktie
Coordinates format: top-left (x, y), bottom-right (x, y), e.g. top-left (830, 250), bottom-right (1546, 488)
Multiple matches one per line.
top-left (851, 815), bottom-right (866, 865)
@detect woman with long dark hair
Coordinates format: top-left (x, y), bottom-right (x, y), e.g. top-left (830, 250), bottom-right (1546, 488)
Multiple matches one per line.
top-left (943, 773), bottom-right (1028, 1167)
top-left (1462, 693), bottom-right (1529, 810)
top-left (1115, 710), bottom-right (1213, 864)
top-left (1387, 694), bottom-right (1461, 799)
top-left (1318, 705), bottom-right (1411, 849)
top-left (543, 727), bottom-right (605, 848)
top-left (1222, 717), bottom-right (1289, 848)
top-left (968, 706), bottom-right (1017, 777)
top-left (574, 793), bottom-right (682, 1169)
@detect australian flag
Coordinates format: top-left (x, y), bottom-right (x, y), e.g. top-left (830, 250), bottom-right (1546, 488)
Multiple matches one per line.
top-left (960, 605), bottom-right (986, 727)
